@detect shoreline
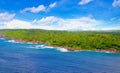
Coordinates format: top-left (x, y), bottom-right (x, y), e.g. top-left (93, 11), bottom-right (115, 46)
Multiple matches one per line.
top-left (0, 35), bottom-right (119, 53)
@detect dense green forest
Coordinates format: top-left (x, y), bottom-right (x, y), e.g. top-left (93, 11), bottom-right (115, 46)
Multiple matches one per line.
top-left (0, 29), bottom-right (120, 52)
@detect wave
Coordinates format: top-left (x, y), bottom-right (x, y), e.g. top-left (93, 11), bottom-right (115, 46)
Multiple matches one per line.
top-left (6, 40), bottom-right (23, 44)
top-left (28, 45), bottom-right (54, 49)
top-left (26, 42), bottom-right (39, 44)
top-left (28, 44), bottom-right (69, 52)
top-left (5, 39), bottom-right (70, 52)
top-left (56, 47), bottom-right (69, 52)
top-left (7, 40), bottom-right (16, 43)
top-left (44, 46), bottom-right (54, 49)
top-left (28, 45), bottom-right (45, 49)
top-left (6, 39), bottom-right (36, 44)
top-left (0, 38), bottom-right (5, 40)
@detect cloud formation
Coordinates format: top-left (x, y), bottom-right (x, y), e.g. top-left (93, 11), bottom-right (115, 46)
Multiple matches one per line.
top-left (21, 5), bottom-right (46, 13)
top-left (0, 16), bottom-right (103, 30)
top-left (112, 0), bottom-right (120, 7)
top-left (0, 12), bottom-right (15, 21)
top-left (3, 19), bottom-right (33, 29)
top-left (21, 2), bottom-right (57, 13)
top-left (32, 16), bottom-right (101, 30)
top-left (49, 2), bottom-right (57, 8)
top-left (78, 0), bottom-right (92, 5)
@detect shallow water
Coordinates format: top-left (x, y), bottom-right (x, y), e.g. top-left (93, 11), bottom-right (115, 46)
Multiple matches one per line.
top-left (0, 39), bottom-right (120, 73)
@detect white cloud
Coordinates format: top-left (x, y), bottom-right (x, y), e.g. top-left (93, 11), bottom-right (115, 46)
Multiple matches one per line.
top-left (1, 16), bottom-right (120, 30)
top-left (96, 27), bottom-right (120, 30)
top-left (78, 0), bottom-right (92, 5)
top-left (0, 16), bottom-right (103, 30)
top-left (3, 19), bottom-right (32, 29)
top-left (0, 12), bottom-right (15, 21)
top-left (32, 16), bottom-right (60, 25)
top-left (1, 18), bottom-right (58, 30)
top-left (49, 2), bottom-right (57, 8)
top-left (21, 2), bottom-right (57, 13)
top-left (21, 5), bottom-right (46, 13)
top-left (112, 0), bottom-right (120, 7)
top-left (32, 16), bottom-right (102, 30)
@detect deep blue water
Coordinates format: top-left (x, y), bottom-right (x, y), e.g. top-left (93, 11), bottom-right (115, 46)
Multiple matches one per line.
top-left (0, 39), bottom-right (120, 73)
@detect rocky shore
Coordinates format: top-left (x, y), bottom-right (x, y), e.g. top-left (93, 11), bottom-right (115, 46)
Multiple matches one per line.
top-left (0, 35), bottom-right (119, 53)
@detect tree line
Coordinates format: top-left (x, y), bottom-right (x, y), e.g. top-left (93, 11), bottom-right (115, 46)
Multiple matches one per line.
top-left (0, 29), bottom-right (120, 51)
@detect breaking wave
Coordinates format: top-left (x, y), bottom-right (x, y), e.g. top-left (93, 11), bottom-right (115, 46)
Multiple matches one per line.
top-left (56, 47), bottom-right (69, 52)
top-left (28, 45), bottom-right (69, 52)
top-left (5, 39), bottom-right (70, 52)
top-left (6, 40), bottom-right (23, 43)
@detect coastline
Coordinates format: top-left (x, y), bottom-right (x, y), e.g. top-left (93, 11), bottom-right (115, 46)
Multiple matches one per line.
top-left (0, 37), bottom-right (120, 53)
top-left (0, 35), bottom-right (119, 53)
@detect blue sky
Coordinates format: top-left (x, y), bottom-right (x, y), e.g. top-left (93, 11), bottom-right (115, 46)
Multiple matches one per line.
top-left (0, 0), bottom-right (120, 30)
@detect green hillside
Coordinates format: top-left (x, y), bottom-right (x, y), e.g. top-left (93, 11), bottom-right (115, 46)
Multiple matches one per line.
top-left (0, 29), bottom-right (120, 52)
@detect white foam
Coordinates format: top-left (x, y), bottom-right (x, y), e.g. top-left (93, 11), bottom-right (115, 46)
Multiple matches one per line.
top-left (3, 39), bottom-right (71, 53)
top-left (29, 45), bottom-right (54, 49)
top-left (0, 38), bottom-right (5, 40)
top-left (105, 51), bottom-right (111, 53)
top-left (28, 44), bottom-right (69, 52)
top-left (26, 42), bottom-right (39, 44)
top-left (26, 42), bottom-right (33, 44)
top-left (56, 47), bottom-right (69, 52)
top-left (28, 45), bottom-right (46, 49)
top-left (44, 46), bottom-right (54, 49)
top-left (7, 40), bottom-right (16, 43)
top-left (6, 40), bottom-right (23, 44)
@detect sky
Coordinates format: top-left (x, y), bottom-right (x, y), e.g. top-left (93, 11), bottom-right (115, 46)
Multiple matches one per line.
top-left (0, 0), bottom-right (120, 30)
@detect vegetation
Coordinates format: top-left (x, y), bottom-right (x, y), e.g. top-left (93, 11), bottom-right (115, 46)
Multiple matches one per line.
top-left (0, 29), bottom-right (120, 51)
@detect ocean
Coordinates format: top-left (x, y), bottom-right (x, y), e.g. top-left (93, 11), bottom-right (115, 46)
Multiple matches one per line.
top-left (0, 39), bottom-right (120, 73)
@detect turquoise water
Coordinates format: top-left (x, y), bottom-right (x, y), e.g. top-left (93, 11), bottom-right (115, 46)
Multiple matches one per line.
top-left (0, 39), bottom-right (120, 73)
